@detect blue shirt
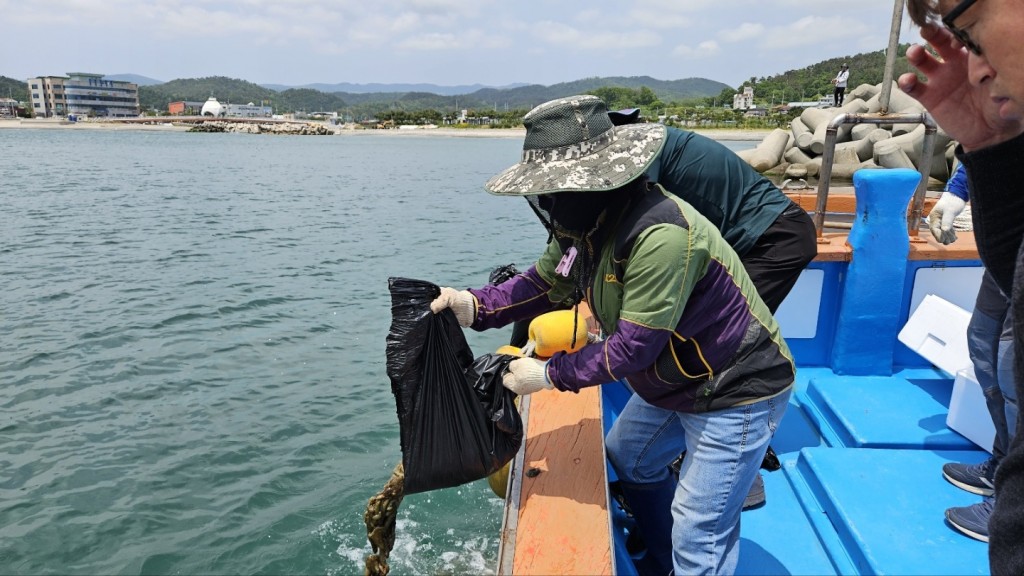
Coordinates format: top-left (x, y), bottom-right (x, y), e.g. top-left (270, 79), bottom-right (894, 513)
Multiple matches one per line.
top-left (946, 163), bottom-right (969, 201)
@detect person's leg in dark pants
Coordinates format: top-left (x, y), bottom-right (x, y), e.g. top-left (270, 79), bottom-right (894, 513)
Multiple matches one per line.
top-left (945, 272), bottom-right (1015, 543)
top-left (740, 201), bottom-right (818, 314)
top-left (833, 87), bottom-right (846, 107)
top-left (737, 200), bottom-right (817, 509)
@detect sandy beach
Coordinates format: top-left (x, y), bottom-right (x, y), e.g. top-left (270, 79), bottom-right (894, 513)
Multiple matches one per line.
top-left (0, 118), bottom-right (773, 141)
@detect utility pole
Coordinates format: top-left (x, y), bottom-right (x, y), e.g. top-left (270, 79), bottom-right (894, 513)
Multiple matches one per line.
top-left (879, 0), bottom-right (904, 113)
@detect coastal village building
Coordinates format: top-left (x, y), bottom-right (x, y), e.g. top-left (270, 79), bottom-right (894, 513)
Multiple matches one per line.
top-left (201, 97), bottom-right (226, 117)
top-left (225, 102), bottom-right (273, 118)
top-left (26, 72), bottom-right (139, 118)
top-left (170, 97), bottom-right (272, 118)
top-left (0, 97), bottom-right (19, 118)
top-left (732, 86), bottom-right (755, 110)
top-left (168, 100), bottom-right (206, 115)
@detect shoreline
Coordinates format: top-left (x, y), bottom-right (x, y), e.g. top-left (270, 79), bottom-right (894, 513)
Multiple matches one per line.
top-left (0, 118), bottom-right (773, 141)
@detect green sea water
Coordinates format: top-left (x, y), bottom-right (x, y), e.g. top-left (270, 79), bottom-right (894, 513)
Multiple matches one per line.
top-left (1, 128), bottom-right (755, 575)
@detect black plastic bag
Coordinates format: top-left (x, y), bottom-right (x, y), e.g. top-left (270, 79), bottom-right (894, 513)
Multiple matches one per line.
top-left (386, 277), bottom-right (523, 495)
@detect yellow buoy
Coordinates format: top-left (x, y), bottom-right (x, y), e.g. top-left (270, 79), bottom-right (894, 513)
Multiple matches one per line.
top-left (495, 345), bottom-right (525, 357)
top-left (487, 461), bottom-right (511, 498)
top-left (528, 309), bottom-right (589, 358)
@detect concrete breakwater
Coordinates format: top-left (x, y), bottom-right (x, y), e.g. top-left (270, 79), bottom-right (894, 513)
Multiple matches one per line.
top-left (188, 121), bottom-right (335, 135)
top-left (737, 82), bottom-right (954, 187)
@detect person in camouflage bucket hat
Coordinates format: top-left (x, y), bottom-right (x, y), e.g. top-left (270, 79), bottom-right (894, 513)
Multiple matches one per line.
top-left (484, 95), bottom-right (665, 196)
top-left (429, 94), bottom-right (795, 574)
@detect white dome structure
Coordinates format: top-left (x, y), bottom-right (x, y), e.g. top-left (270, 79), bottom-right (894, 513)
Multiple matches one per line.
top-left (201, 97), bottom-right (225, 117)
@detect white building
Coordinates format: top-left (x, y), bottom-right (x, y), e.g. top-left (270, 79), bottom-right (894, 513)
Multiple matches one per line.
top-left (733, 86), bottom-right (755, 110)
top-left (200, 97), bottom-right (226, 117)
top-left (0, 97), bottom-right (18, 117)
top-left (27, 72), bottom-right (139, 118)
top-left (200, 97), bottom-right (273, 118)
top-left (225, 102), bottom-right (273, 118)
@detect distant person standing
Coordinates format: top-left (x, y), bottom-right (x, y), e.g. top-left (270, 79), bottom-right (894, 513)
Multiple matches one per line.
top-left (832, 63), bottom-right (850, 106)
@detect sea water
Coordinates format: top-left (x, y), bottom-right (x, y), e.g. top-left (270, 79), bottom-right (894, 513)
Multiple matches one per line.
top-left (0, 128), bottom-right (753, 575)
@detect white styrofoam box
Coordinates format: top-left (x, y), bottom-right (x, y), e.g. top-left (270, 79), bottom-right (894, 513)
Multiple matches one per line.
top-left (947, 366), bottom-right (996, 453)
top-left (908, 265), bottom-right (984, 316)
top-left (897, 294), bottom-right (973, 376)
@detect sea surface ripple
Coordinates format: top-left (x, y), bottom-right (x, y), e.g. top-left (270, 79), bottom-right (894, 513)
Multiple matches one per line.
top-left (1, 128), bottom-right (754, 574)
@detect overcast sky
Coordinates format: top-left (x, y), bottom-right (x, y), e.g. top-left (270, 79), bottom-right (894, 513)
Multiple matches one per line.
top-left (1, 0), bottom-right (922, 89)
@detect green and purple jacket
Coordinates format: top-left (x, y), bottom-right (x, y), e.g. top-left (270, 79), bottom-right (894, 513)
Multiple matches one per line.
top-left (468, 185), bottom-right (795, 413)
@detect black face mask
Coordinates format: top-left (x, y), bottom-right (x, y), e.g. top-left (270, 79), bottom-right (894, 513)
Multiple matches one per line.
top-left (527, 179), bottom-right (645, 240)
top-left (543, 192), bottom-right (611, 234)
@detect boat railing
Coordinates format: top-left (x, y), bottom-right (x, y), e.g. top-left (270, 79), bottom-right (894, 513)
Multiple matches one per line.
top-left (813, 111), bottom-right (938, 238)
top-left (496, 394), bottom-right (531, 575)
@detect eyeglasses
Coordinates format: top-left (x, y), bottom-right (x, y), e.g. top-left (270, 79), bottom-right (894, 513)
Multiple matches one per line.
top-left (942, 0), bottom-right (983, 55)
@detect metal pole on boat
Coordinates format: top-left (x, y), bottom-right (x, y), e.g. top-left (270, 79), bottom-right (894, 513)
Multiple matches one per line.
top-left (813, 112), bottom-right (937, 236)
top-left (907, 115), bottom-right (937, 236)
top-left (814, 114), bottom-right (846, 235)
top-left (879, 0), bottom-right (906, 114)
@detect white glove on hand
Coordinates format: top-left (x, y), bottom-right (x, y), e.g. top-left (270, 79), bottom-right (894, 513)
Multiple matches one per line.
top-left (928, 192), bottom-right (967, 245)
top-left (429, 287), bottom-right (476, 327)
top-left (502, 358), bottom-right (553, 396)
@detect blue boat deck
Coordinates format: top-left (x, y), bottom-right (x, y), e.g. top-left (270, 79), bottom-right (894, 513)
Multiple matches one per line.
top-left (744, 367), bottom-right (990, 575)
top-left (605, 366), bottom-right (992, 576)
top-left (503, 170), bottom-right (993, 576)
top-left (605, 170), bottom-right (992, 575)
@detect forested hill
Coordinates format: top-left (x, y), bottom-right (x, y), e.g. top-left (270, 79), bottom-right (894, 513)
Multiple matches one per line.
top-left (132, 75), bottom-right (731, 117)
top-left (468, 76), bottom-right (731, 108)
top-left (6, 45), bottom-right (917, 118)
top-left (133, 46), bottom-right (914, 116)
top-left (741, 45), bottom-right (916, 104)
top-left (138, 77), bottom-right (347, 115)
top-left (0, 76), bottom-right (29, 102)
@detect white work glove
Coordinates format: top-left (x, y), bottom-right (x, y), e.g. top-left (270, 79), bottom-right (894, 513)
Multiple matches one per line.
top-left (927, 192), bottom-right (967, 245)
top-left (429, 287), bottom-right (476, 327)
top-left (502, 357), bottom-right (553, 396)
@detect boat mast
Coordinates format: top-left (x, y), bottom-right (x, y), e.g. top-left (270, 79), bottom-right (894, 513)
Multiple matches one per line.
top-left (879, 0), bottom-right (905, 113)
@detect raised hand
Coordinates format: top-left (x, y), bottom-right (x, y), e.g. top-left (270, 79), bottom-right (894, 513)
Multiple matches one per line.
top-left (898, 25), bottom-right (1023, 151)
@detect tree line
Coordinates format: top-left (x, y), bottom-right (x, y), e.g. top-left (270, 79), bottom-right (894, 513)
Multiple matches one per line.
top-left (1, 45), bottom-right (914, 123)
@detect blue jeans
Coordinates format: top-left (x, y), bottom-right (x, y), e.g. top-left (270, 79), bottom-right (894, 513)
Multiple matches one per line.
top-left (997, 314), bottom-right (1018, 444)
top-left (969, 271), bottom-right (1018, 460)
top-left (606, 388), bottom-right (791, 575)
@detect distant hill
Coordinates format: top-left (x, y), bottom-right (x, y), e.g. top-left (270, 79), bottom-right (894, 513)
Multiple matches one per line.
top-left (0, 75), bottom-right (29, 102)
top-left (467, 76), bottom-right (731, 109)
top-left (105, 73), bottom-right (165, 86)
top-left (139, 74), bottom-right (731, 118)
top-left (138, 76), bottom-right (346, 114)
top-left (741, 45), bottom-right (916, 105)
top-left (256, 77), bottom-right (725, 102)
top-left (13, 46), bottom-right (920, 121)
top-left (261, 82), bottom-right (529, 95)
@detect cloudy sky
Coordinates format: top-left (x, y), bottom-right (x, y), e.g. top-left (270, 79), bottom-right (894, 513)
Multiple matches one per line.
top-left (1, 0), bottom-right (922, 89)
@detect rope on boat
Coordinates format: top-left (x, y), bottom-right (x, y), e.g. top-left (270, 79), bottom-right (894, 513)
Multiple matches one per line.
top-left (364, 463), bottom-right (405, 576)
top-left (954, 205), bottom-right (973, 231)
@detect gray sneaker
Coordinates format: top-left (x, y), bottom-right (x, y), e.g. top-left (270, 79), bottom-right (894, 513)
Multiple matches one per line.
top-left (942, 457), bottom-right (998, 496)
top-left (742, 473), bottom-right (765, 510)
top-left (945, 496), bottom-right (995, 542)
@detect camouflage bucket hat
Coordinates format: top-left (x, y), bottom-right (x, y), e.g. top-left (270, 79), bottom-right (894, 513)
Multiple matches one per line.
top-left (484, 95), bottom-right (665, 196)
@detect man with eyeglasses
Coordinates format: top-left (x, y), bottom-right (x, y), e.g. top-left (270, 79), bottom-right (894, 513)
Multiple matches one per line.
top-left (900, 1), bottom-right (1024, 573)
